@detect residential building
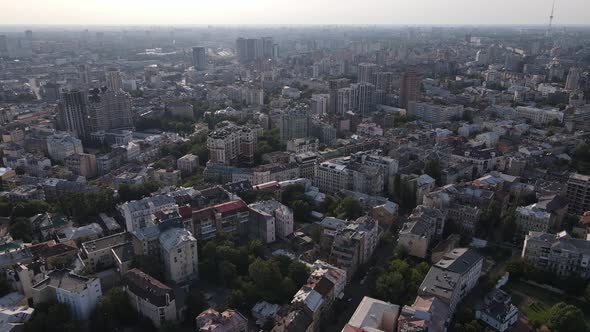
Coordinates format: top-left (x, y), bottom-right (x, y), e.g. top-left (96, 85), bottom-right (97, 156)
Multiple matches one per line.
top-left (176, 154), bottom-right (199, 176)
top-left (522, 231), bottom-right (590, 279)
top-left (475, 288), bottom-right (518, 332)
top-left (418, 248), bottom-right (483, 313)
top-left (58, 90), bottom-right (87, 139)
top-left (515, 204), bottom-right (552, 235)
top-left (207, 124), bottom-right (259, 165)
top-left (279, 108), bottom-right (310, 142)
top-left (310, 94), bottom-right (329, 115)
top-left (118, 195), bottom-right (177, 232)
top-left (567, 173), bottom-right (590, 216)
top-left (342, 296), bottom-right (399, 332)
top-left (397, 296), bottom-right (449, 332)
top-left (192, 47), bottom-right (208, 71)
top-left (31, 269), bottom-right (102, 320)
top-left (64, 153), bottom-right (97, 178)
top-left (400, 70), bottom-right (419, 109)
top-left (159, 227), bottom-right (199, 284)
top-left (191, 200), bottom-right (250, 241)
top-left (286, 138), bottom-right (319, 154)
top-left (315, 161), bottom-right (349, 194)
top-left (196, 308), bottom-right (248, 332)
top-left (124, 269), bottom-right (176, 327)
top-left (46, 133), bottom-right (83, 162)
top-left (249, 200), bottom-right (294, 241)
top-left (515, 106), bottom-right (564, 124)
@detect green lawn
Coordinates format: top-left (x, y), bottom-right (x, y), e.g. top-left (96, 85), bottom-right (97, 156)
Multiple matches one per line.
top-left (506, 280), bottom-right (590, 325)
top-left (522, 302), bottom-right (550, 324)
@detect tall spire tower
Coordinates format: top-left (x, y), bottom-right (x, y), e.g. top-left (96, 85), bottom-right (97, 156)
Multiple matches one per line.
top-left (546, 0), bottom-right (556, 38)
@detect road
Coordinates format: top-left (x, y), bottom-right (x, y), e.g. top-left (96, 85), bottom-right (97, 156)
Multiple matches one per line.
top-left (323, 231), bottom-right (397, 332)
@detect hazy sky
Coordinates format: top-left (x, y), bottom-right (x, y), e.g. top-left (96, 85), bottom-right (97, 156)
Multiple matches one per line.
top-left (2, 0), bottom-right (589, 25)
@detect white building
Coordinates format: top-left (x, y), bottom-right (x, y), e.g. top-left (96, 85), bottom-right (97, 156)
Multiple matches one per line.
top-left (311, 94), bottom-right (329, 115)
top-left (343, 296), bottom-right (400, 332)
top-left (475, 288), bottom-right (518, 332)
top-left (159, 227), bottom-right (199, 284)
top-left (286, 137), bottom-right (319, 154)
top-left (118, 195), bottom-right (177, 232)
top-left (46, 132), bottom-right (83, 162)
top-left (515, 204), bottom-right (552, 235)
top-left (515, 106), bottom-right (564, 124)
top-left (31, 269), bottom-right (102, 320)
top-left (522, 231), bottom-right (590, 279)
top-left (418, 248), bottom-right (483, 313)
top-left (249, 200), bottom-right (294, 241)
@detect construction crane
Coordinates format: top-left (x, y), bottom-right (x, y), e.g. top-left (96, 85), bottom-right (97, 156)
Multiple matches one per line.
top-left (547, 0), bottom-right (556, 38)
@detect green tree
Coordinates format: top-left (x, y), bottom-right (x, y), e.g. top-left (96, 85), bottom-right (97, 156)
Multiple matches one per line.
top-left (9, 217), bottom-right (32, 243)
top-left (91, 287), bottom-right (135, 331)
top-left (25, 302), bottom-right (81, 332)
top-left (546, 302), bottom-right (586, 332)
top-left (375, 271), bottom-right (405, 303)
top-left (184, 288), bottom-right (206, 324)
top-left (333, 196), bottom-right (363, 220)
top-left (248, 258), bottom-right (284, 302)
top-left (291, 200), bottom-right (311, 221)
top-left (288, 261), bottom-right (310, 286)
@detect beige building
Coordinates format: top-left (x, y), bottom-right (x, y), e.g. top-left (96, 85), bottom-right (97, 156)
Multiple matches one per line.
top-left (64, 153), bottom-right (97, 178)
top-left (159, 227), bottom-right (199, 283)
top-left (177, 154), bottom-right (199, 175)
top-left (196, 308), bottom-right (248, 332)
top-left (124, 269), bottom-right (176, 327)
top-left (342, 296), bottom-right (399, 332)
top-left (522, 231), bottom-right (590, 279)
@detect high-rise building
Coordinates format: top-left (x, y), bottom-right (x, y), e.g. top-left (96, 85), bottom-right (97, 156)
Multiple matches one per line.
top-left (58, 89), bottom-right (88, 139)
top-left (236, 37), bottom-right (248, 63)
top-left (329, 78), bottom-right (351, 114)
top-left (358, 63), bottom-right (377, 84)
top-left (192, 46), bottom-right (208, 70)
top-left (78, 64), bottom-right (90, 86)
top-left (374, 72), bottom-right (395, 94)
top-left (262, 37), bottom-right (274, 58)
top-left (566, 67), bottom-right (581, 91)
top-left (310, 94), bottom-right (329, 115)
top-left (336, 87), bottom-right (355, 115)
top-left (567, 173), bottom-right (590, 216)
top-left (25, 30), bottom-right (33, 41)
top-left (400, 70), bottom-right (419, 109)
top-left (354, 83), bottom-right (376, 115)
top-left (0, 35), bottom-right (7, 55)
top-left (105, 67), bottom-right (123, 92)
top-left (87, 87), bottom-right (133, 134)
top-left (279, 108), bottom-right (311, 142)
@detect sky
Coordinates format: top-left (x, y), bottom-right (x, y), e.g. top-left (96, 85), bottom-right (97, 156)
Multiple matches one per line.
top-left (1, 0), bottom-right (589, 26)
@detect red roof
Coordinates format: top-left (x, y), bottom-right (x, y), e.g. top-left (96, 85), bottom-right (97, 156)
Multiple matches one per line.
top-left (213, 200), bottom-right (248, 215)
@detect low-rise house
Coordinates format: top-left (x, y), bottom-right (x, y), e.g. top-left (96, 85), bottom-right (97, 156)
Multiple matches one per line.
top-left (124, 269), bottom-right (177, 327)
top-left (252, 301), bottom-right (280, 327)
top-left (397, 296), bottom-right (449, 332)
top-left (342, 296), bottom-right (400, 332)
top-left (196, 308), bottom-right (248, 332)
top-left (475, 288), bottom-right (518, 332)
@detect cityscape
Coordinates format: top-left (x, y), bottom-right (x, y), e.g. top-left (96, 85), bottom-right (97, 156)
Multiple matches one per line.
top-left (0, 1), bottom-right (590, 332)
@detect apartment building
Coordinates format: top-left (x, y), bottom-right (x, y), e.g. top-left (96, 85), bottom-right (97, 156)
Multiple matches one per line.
top-left (522, 231), bottom-right (590, 279)
top-left (196, 308), bottom-right (248, 332)
top-left (515, 204), bottom-right (552, 235)
top-left (177, 154), bottom-right (199, 175)
top-left (207, 124), bottom-right (259, 165)
top-left (191, 200), bottom-right (250, 241)
top-left (248, 200), bottom-right (294, 242)
top-left (418, 248), bottom-right (483, 313)
top-left (118, 195), bottom-right (177, 232)
top-left (32, 269), bottom-right (102, 320)
top-left (567, 173), bottom-right (590, 216)
top-left (124, 269), bottom-right (177, 327)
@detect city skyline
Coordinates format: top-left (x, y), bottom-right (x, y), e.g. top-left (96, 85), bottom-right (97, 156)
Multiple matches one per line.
top-left (1, 0), bottom-right (589, 26)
